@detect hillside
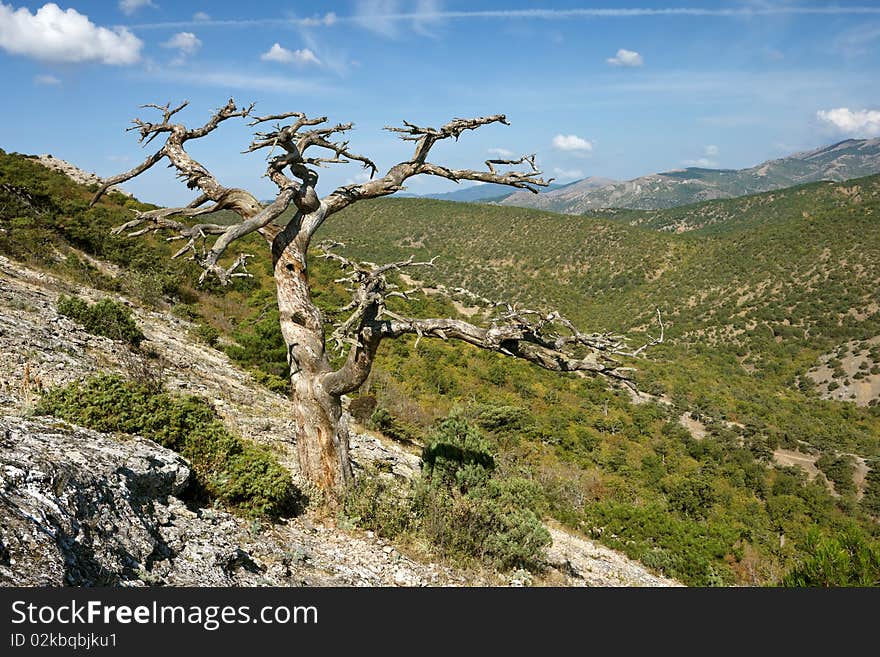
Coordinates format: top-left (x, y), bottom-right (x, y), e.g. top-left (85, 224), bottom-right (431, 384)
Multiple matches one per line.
top-left (0, 149), bottom-right (679, 587)
top-left (500, 138), bottom-right (880, 213)
top-left (2, 148), bottom-right (878, 587)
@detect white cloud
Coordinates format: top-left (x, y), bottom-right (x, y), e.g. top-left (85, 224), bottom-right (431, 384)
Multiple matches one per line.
top-left (162, 32), bottom-right (201, 55)
top-left (683, 157), bottom-right (717, 167)
top-left (817, 107), bottom-right (880, 136)
top-left (552, 134), bottom-right (593, 152)
top-left (553, 167), bottom-right (584, 181)
top-left (683, 145), bottom-right (719, 166)
top-left (193, 12), bottom-right (210, 22)
top-left (346, 171), bottom-right (373, 185)
top-left (606, 48), bottom-right (644, 67)
top-left (119, 0), bottom-right (155, 16)
top-left (161, 31), bottom-right (200, 65)
top-left (354, 0), bottom-right (444, 37)
top-left (33, 73), bottom-right (60, 85)
top-left (488, 147), bottom-right (515, 158)
top-left (260, 43), bottom-right (321, 66)
top-left (0, 3), bottom-right (142, 65)
top-left (300, 12), bottom-right (337, 27)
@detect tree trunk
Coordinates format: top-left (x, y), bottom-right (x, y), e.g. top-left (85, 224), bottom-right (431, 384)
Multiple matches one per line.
top-left (290, 371), bottom-right (352, 500)
top-left (274, 233), bottom-right (352, 502)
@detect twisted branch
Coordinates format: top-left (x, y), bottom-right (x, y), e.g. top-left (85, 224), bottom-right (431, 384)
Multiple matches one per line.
top-left (317, 240), bottom-right (435, 353)
top-left (319, 247), bottom-right (662, 396)
top-left (323, 114), bottom-right (552, 217)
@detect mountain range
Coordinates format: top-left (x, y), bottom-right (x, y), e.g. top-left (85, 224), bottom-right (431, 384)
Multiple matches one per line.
top-left (437, 138), bottom-right (880, 213)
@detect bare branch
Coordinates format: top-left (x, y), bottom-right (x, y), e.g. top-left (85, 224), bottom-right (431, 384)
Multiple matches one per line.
top-left (90, 149), bottom-right (165, 206)
top-left (317, 240), bottom-right (435, 355)
top-left (185, 98), bottom-right (255, 140)
top-left (323, 114), bottom-right (551, 216)
top-left (320, 247), bottom-right (661, 396)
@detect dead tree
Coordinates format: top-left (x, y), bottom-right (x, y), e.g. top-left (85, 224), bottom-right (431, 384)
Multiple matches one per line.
top-left (93, 99), bottom-right (661, 503)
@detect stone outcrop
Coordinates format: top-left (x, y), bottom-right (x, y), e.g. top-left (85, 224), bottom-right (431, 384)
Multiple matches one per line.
top-left (30, 155), bottom-right (132, 198)
top-left (0, 415), bottom-right (469, 587)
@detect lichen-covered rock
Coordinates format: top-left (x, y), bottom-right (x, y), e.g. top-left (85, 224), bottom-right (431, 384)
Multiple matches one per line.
top-left (0, 415), bottom-right (469, 587)
top-left (0, 415), bottom-right (189, 586)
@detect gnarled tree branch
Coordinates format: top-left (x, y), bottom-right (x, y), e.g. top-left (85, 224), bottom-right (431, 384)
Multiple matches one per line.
top-left (322, 114), bottom-right (552, 219)
top-left (320, 246), bottom-right (662, 397)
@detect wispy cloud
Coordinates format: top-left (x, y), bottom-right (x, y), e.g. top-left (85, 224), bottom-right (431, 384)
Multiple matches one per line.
top-left (606, 48), bottom-right (643, 67)
top-left (552, 134), bottom-right (593, 152)
top-left (33, 73), bottom-right (60, 86)
top-left (300, 12), bottom-right (338, 27)
top-left (150, 68), bottom-right (335, 95)
top-left (354, 0), bottom-right (444, 38)
top-left (833, 22), bottom-right (880, 56)
top-left (119, 0), bottom-right (155, 16)
top-left (260, 43), bottom-right (321, 66)
top-left (682, 157), bottom-right (715, 167)
top-left (683, 144), bottom-right (719, 167)
top-left (126, 6), bottom-right (880, 30)
top-left (346, 170), bottom-right (373, 185)
top-left (0, 3), bottom-right (142, 64)
top-left (488, 147), bottom-right (515, 157)
top-left (553, 167), bottom-right (584, 180)
top-left (193, 12), bottom-right (211, 22)
top-left (817, 107), bottom-right (880, 136)
top-left (162, 32), bottom-right (201, 65)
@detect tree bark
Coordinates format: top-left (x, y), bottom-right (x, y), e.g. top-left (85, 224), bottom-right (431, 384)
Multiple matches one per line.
top-left (273, 221), bottom-right (353, 502)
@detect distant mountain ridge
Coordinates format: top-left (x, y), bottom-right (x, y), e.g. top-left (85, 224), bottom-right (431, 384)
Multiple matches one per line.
top-left (499, 138), bottom-right (880, 213)
top-left (415, 180), bottom-right (578, 203)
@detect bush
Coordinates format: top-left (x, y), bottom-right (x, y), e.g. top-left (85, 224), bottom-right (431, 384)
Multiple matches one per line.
top-left (816, 453), bottom-right (856, 497)
top-left (57, 294), bottom-right (145, 347)
top-left (417, 415), bottom-right (550, 571)
top-left (369, 407), bottom-right (419, 444)
top-left (36, 375), bottom-right (301, 518)
top-left (344, 414), bottom-right (551, 572)
top-left (191, 322), bottom-right (220, 347)
top-left (248, 369), bottom-right (290, 395)
top-left (781, 527), bottom-right (880, 587)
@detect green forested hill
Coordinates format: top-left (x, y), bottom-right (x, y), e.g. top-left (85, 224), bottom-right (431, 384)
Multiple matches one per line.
top-left (2, 148), bottom-right (879, 586)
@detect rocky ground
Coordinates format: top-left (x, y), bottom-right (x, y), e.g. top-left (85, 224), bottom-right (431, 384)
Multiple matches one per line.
top-left (0, 254), bottom-right (680, 587)
top-left (27, 155), bottom-right (132, 198)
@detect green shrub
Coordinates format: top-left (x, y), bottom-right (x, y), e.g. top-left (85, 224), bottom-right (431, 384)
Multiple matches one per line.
top-left (343, 470), bottom-right (416, 538)
top-left (861, 467), bottom-right (880, 517)
top-left (248, 369), bottom-right (290, 395)
top-left (369, 407), bottom-right (420, 444)
top-left (191, 322), bottom-right (220, 347)
top-left (781, 527), bottom-right (880, 587)
top-left (345, 414), bottom-right (550, 572)
top-left (816, 453), bottom-right (856, 497)
top-left (57, 294), bottom-right (145, 347)
top-left (36, 375), bottom-right (301, 518)
top-left (417, 415), bottom-right (550, 571)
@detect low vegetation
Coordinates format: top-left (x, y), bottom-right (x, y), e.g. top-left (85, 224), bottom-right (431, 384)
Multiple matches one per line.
top-left (57, 294), bottom-right (145, 347)
top-left (345, 414), bottom-right (551, 571)
top-left (36, 375), bottom-right (301, 519)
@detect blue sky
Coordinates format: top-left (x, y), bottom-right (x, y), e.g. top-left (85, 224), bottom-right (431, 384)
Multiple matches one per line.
top-left (1, 1), bottom-right (879, 205)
